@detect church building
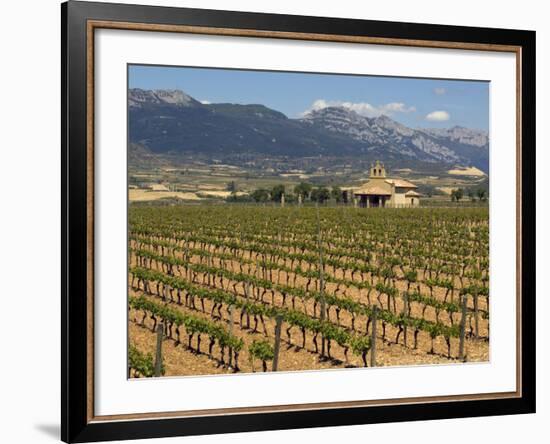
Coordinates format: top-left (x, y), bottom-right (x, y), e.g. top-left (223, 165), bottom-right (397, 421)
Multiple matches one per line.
top-left (347, 161), bottom-right (421, 208)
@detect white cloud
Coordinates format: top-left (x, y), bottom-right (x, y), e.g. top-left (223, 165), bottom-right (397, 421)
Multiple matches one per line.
top-left (426, 110), bottom-right (450, 121)
top-left (434, 87), bottom-right (446, 95)
top-left (380, 102), bottom-right (417, 114)
top-left (200, 100), bottom-right (211, 104)
top-left (303, 99), bottom-right (416, 117)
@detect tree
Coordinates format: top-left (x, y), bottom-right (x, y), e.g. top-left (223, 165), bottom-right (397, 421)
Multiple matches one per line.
top-left (271, 184), bottom-right (285, 202)
top-left (284, 193), bottom-right (298, 203)
top-left (331, 185), bottom-right (343, 203)
top-left (226, 181), bottom-right (237, 192)
top-left (251, 188), bottom-right (269, 203)
top-left (310, 187), bottom-right (330, 204)
top-left (468, 189), bottom-right (476, 201)
top-left (451, 188), bottom-right (464, 202)
top-left (294, 182), bottom-right (312, 201)
top-left (476, 189), bottom-right (487, 202)
top-left (226, 193), bottom-right (252, 203)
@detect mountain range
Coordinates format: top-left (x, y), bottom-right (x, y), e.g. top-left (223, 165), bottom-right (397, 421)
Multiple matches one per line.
top-left (129, 88), bottom-right (489, 172)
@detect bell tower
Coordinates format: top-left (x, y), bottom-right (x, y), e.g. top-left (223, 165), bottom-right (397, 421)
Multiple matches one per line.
top-left (369, 160), bottom-right (386, 179)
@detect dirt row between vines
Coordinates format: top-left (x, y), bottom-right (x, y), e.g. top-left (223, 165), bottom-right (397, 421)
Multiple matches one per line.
top-left (132, 234), bottom-right (488, 294)
top-left (128, 273), bottom-right (489, 378)
top-left (130, 246), bottom-right (490, 339)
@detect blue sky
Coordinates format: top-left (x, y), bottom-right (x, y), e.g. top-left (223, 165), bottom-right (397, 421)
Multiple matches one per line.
top-left (129, 64), bottom-right (489, 131)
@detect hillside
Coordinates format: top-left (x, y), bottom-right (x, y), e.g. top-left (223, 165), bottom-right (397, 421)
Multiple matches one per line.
top-left (128, 88), bottom-right (489, 172)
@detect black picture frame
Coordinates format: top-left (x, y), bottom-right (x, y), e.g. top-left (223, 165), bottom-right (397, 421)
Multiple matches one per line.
top-left (62, 1), bottom-right (536, 442)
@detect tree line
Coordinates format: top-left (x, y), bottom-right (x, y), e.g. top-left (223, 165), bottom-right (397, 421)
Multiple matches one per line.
top-left (227, 181), bottom-right (343, 204)
top-left (451, 188), bottom-right (488, 202)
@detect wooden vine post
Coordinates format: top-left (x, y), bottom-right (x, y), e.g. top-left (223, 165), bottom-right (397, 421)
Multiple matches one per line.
top-left (162, 283), bottom-right (167, 302)
top-left (207, 254), bottom-right (212, 286)
top-left (316, 204), bottom-right (327, 357)
top-left (154, 322), bottom-right (164, 377)
top-left (154, 280), bottom-right (169, 377)
top-left (403, 292), bottom-right (408, 347)
top-left (370, 306), bottom-right (378, 367)
top-left (228, 305), bottom-right (234, 367)
top-left (244, 282), bottom-right (250, 328)
top-left (272, 315), bottom-right (283, 371)
top-left (459, 293), bottom-right (468, 361)
top-left (473, 290), bottom-right (479, 339)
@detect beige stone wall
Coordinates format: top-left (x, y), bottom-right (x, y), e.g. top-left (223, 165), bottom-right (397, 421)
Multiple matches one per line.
top-left (392, 191), bottom-right (409, 206)
top-left (387, 190), bottom-right (421, 208)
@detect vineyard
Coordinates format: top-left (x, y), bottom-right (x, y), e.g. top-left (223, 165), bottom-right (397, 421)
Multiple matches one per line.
top-left (127, 205), bottom-right (489, 377)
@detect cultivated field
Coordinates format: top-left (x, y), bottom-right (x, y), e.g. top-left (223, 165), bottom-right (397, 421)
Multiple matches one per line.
top-left (127, 205), bottom-right (489, 377)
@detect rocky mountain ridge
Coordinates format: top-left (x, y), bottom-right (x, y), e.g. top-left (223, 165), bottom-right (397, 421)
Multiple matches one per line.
top-left (128, 88), bottom-right (489, 172)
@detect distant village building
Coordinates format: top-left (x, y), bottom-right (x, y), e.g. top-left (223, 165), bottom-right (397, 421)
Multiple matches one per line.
top-left (344, 161), bottom-right (421, 208)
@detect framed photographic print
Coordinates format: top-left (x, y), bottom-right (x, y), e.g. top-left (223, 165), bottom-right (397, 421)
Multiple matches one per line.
top-left (61, 1), bottom-right (536, 442)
